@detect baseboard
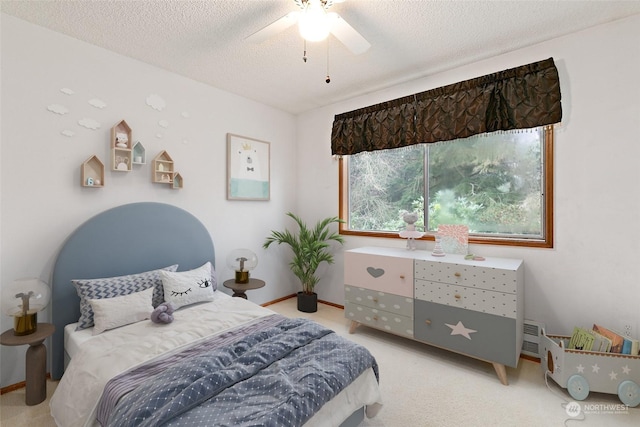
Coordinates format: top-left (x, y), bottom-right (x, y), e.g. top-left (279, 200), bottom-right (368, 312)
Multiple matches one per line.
top-left (520, 353), bottom-right (541, 363)
top-left (318, 299), bottom-right (344, 309)
top-left (261, 294), bottom-right (345, 310)
top-left (261, 293), bottom-right (297, 307)
top-left (0, 373), bottom-right (51, 395)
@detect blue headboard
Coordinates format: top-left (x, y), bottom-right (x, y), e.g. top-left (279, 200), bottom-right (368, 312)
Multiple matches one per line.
top-left (50, 202), bottom-right (215, 380)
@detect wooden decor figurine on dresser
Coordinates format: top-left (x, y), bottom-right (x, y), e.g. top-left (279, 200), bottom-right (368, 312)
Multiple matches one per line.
top-left (344, 246), bottom-right (524, 385)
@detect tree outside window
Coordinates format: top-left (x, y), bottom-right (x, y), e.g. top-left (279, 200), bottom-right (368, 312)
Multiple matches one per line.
top-left (340, 127), bottom-right (553, 248)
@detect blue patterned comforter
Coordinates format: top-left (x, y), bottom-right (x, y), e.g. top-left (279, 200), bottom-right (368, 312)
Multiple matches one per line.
top-left (103, 317), bottom-right (379, 427)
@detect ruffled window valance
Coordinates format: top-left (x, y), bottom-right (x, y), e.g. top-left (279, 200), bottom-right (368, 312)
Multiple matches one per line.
top-left (331, 57), bottom-right (562, 156)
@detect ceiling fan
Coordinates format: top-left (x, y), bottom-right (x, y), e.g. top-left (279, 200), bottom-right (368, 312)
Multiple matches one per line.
top-left (246, 0), bottom-right (371, 55)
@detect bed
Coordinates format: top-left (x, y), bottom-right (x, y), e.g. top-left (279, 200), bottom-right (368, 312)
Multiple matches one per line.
top-left (48, 202), bottom-right (382, 427)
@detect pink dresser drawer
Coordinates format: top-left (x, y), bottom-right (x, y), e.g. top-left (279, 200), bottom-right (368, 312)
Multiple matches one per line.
top-left (344, 251), bottom-right (413, 298)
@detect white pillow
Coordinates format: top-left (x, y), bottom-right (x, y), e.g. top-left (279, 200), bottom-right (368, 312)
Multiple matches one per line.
top-left (160, 262), bottom-right (216, 309)
top-left (89, 287), bottom-right (154, 335)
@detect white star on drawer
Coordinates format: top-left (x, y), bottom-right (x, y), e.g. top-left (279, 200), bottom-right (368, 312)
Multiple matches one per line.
top-left (445, 321), bottom-right (477, 340)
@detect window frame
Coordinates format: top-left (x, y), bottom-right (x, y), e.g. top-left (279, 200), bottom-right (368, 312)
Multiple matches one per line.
top-left (338, 127), bottom-right (554, 248)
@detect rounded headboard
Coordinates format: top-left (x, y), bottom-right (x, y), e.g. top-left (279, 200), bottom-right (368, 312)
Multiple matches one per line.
top-left (51, 202), bottom-right (215, 379)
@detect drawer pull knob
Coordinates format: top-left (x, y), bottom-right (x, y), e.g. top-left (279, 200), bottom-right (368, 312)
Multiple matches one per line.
top-left (399, 275), bottom-right (405, 279)
top-left (373, 316), bottom-right (379, 321)
top-left (454, 272), bottom-right (461, 277)
top-left (425, 319), bottom-right (432, 325)
top-left (454, 294), bottom-right (461, 300)
top-left (373, 298), bottom-right (378, 303)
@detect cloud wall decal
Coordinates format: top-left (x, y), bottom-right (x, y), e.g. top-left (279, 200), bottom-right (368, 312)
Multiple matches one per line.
top-left (47, 104), bottom-right (69, 115)
top-left (89, 98), bottom-right (107, 109)
top-left (146, 94), bottom-right (166, 111)
top-left (78, 118), bottom-right (101, 130)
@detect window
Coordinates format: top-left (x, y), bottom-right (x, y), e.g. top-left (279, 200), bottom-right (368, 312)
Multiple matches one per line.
top-left (339, 126), bottom-right (553, 248)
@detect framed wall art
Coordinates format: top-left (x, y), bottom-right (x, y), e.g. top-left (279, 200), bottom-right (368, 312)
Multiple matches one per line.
top-left (226, 133), bottom-right (270, 201)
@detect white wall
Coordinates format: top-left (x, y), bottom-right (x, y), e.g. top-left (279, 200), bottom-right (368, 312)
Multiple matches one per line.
top-left (297, 15), bottom-right (640, 338)
top-left (0, 15), bottom-right (300, 387)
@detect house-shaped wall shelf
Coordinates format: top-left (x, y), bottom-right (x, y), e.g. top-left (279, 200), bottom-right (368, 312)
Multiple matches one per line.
top-left (172, 172), bottom-right (183, 189)
top-left (81, 155), bottom-right (105, 187)
top-left (152, 150), bottom-right (174, 184)
top-left (111, 120), bottom-right (132, 172)
top-left (132, 141), bottom-right (146, 165)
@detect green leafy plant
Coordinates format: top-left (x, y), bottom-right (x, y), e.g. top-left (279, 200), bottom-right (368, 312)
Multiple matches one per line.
top-left (263, 212), bottom-right (345, 294)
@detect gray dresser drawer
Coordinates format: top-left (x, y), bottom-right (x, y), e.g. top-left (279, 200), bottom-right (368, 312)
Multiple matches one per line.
top-left (414, 299), bottom-right (518, 367)
top-left (415, 259), bottom-right (519, 294)
top-left (414, 279), bottom-right (517, 318)
top-left (345, 301), bottom-right (414, 339)
top-left (344, 285), bottom-right (414, 316)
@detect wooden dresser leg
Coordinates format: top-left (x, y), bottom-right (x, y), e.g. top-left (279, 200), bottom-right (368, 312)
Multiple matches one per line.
top-left (492, 362), bottom-right (509, 385)
top-left (348, 320), bottom-right (360, 334)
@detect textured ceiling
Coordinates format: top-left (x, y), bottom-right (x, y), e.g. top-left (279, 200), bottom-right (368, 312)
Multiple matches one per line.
top-left (2, 0), bottom-right (640, 114)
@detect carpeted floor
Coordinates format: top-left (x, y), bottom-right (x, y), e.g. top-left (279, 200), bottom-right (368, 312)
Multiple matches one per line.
top-left (2, 298), bottom-right (638, 426)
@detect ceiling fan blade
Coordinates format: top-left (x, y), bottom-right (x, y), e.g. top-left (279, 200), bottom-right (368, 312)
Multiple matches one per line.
top-left (327, 12), bottom-right (370, 55)
top-left (245, 11), bottom-right (300, 44)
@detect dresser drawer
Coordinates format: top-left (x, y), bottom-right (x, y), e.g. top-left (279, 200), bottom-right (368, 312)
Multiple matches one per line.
top-left (345, 285), bottom-right (414, 317)
top-left (414, 279), bottom-right (517, 318)
top-left (414, 259), bottom-right (519, 294)
top-left (414, 299), bottom-right (518, 367)
top-left (345, 302), bottom-right (414, 339)
top-left (344, 251), bottom-right (413, 297)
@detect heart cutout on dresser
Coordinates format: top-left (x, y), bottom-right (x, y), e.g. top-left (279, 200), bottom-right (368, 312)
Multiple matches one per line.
top-left (366, 267), bottom-right (385, 278)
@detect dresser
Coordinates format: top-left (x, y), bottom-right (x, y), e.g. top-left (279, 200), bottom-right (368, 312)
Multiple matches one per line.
top-left (344, 246), bottom-right (524, 385)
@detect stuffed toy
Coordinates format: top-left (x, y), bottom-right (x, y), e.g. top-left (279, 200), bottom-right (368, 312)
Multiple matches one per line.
top-left (150, 302), bottom-right (175, 324)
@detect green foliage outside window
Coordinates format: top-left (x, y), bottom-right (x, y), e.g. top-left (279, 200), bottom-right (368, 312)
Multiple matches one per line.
top-left (346, 128), bottom-right (546, 240)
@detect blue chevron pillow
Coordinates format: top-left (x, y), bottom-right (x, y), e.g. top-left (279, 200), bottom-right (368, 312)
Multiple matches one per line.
top-left (72, 265), bottom-right (178, 330)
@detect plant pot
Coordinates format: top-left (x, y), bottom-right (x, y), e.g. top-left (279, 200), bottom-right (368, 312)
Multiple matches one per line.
top-left (297, 291), bottom-right (317, 313)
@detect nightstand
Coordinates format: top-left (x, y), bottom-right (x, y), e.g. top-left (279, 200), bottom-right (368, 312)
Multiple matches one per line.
top-left (0, 323), bottom-right (55, 405)
top-left (223, 278), bottom-right (265, 299)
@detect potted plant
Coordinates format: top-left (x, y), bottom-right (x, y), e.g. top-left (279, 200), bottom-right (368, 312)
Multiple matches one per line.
top-left (263, 212), bottom-right (345, 312)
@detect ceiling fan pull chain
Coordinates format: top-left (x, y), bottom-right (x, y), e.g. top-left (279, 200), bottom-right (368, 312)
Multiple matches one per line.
top-left (303, 39), bottom-right (308, 63)
top-left (326, 39), bottom-right (331, 84)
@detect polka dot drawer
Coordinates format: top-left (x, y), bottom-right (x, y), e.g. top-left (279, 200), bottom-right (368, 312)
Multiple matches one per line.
top-left (414, 279), bottom-right (517, 318)
top-left (344, 285), bottom-right (414, 316)
top-left (344, 286), bottom-right (414, 339)
top-left (414, 260), bottom-right (520, 294)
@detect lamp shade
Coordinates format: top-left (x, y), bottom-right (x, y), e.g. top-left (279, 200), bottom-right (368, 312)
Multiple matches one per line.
top-left (226, 249), bottom-right (258, 284)
top-left (1, 278), bottom-right (50, 335)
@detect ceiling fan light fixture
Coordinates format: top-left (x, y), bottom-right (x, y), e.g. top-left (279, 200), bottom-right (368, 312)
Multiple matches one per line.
top-left (299, 0), bottom-right (331, 42)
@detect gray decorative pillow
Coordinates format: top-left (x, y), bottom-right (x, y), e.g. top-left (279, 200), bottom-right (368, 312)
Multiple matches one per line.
top-left (72, 264), bottom-right (178, 330)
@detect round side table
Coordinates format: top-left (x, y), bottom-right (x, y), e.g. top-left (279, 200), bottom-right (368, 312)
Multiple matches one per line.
top-left (223, 278), bottom-right (265, 299)
top-left (0, 323), bottom-right (55, 405)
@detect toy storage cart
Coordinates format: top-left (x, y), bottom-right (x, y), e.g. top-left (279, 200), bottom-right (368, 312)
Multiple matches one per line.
top-left (541, 330), bottom-right (640, 407)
